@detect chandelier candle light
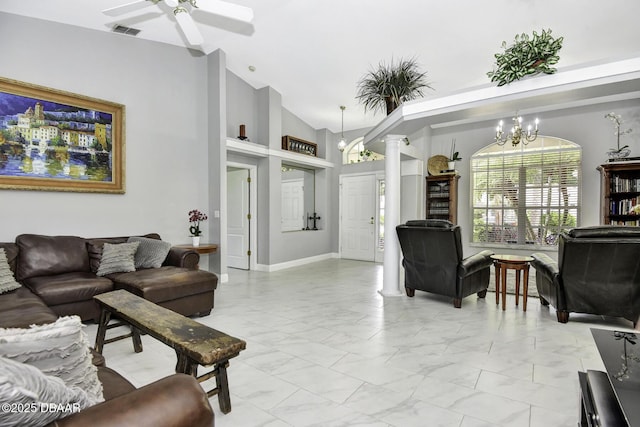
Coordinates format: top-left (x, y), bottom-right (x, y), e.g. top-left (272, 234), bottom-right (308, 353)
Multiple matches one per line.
top-left (495, 113), bottom-right (539, 146)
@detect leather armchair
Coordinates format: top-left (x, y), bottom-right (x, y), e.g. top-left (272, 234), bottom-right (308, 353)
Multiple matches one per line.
top-left (532, 226), bottom-right (640, 324)
top-left (396, 220), bottom-right (494, 307)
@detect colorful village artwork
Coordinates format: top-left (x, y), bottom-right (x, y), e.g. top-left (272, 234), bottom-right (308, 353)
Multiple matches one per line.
top-left (0, 91), bottom-right (114, 182)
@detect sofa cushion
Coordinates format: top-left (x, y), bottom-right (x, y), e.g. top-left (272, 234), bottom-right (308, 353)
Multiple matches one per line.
top-left (0, 248), bottom-right (21, 294)
top-left (405, 219), bottom-right (453, 228)
top-left (127, 236), bottom-right (172, 269)
top-left (86, 234), bottom-right (162, 273)
top-left (0, 286), bottom-right (57, 328)
top-left (16, 235), bottom-right (90, 281)
top-left (96, 242), bottom-right (140, 277)
top-left (22, 272), bottom-right (113, 307)
top-left (0, 356), bottom-right (94, 427)
top-left (0, 315), bottom-right (104, 404)
top-left (567, 226), bottom-right (640, 239)
top-left (110, 266), bottom-right (217, 303)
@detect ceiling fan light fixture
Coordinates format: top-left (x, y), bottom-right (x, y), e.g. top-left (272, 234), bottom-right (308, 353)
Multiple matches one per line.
top-left (173, 6), bottom-right (204, 45)
top-left (195, 0), bottom-right (254, 23)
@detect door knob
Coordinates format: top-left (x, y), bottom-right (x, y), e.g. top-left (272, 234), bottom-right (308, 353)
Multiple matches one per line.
top-left (370, 217), bottom-right (374, 224)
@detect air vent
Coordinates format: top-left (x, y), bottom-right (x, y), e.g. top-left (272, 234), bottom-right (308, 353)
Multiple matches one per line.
top-left (112, 24), bottom-right (141, 36)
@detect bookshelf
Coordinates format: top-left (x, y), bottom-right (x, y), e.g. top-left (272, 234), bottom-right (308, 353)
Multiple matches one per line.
top-left (425, 174), bottom-right (459, 224)
top-left (597, 162), bottom-right (640, 226)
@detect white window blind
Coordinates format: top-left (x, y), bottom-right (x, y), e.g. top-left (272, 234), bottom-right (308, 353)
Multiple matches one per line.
top-left (471, 137), bottom-right (581, 246)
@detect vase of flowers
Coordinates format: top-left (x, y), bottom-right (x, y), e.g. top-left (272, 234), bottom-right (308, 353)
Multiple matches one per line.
top-left (448, 139), bottom-right (462, 170)
top-left (605, 112), bottom-right (633, 160)
top-left (188, 209), bottom-right (208, 247)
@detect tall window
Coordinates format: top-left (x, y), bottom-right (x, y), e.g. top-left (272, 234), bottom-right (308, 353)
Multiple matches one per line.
top-left (471, 136), bottom-right (581, 246)
top-left (342, 137), bottom-right (384, 164)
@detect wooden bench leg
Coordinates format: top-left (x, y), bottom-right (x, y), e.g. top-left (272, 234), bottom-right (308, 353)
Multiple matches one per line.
top-left (132, 327), bottom-right (143, 353)
top-left (175, 352), bottom-right (197, 375)
top-left (94, 309), bottom-right (111, 354)
top-left (216, 361), bottom-right (231, 414)
top-left (175, 352), bottom-right (234, 414)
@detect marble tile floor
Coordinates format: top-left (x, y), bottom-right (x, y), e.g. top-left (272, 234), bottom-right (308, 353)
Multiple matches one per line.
top-left (84, 259), bottom-right (636, 427)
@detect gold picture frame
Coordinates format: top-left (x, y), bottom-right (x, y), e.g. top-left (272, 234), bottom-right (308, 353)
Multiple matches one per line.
top-left (0, 77), bottom-right (125, 193)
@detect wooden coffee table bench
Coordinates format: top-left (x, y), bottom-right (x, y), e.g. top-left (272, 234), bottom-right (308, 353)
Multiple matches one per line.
top-left (93, 289), bottom-right (246, 414)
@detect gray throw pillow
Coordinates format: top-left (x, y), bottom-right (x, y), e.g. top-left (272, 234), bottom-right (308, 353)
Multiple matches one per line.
top-left (0, 356), bottom-right (94, 427)
top-left (127, 236), bottom-right (172, 269)
top-left (96, 242), bottom-right (140, 276)
top-left (0, 249), bottom-right (20, 294)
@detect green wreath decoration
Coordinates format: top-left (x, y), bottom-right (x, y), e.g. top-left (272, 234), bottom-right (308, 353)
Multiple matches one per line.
top-left (487, 29), bottom-right (564, 87)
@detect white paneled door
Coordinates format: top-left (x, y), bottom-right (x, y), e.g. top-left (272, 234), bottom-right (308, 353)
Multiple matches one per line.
top-left (281, 178), bottom-right (305, 232)
top-left (227, 168), bottom-right (250, 270)
top-left (340, 174), bottom-right (377, 261)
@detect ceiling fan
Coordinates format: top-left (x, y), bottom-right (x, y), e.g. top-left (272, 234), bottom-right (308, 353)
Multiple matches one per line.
top-left (103, 0), bottom-right (254, 47)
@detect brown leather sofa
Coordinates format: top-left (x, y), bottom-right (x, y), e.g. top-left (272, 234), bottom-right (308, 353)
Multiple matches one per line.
top-left (532, 226), bottom-right (640, 324)
top-left (3, 233), bottom-right (217, 322)
top-left (0, 286), bottom-right (215, 427)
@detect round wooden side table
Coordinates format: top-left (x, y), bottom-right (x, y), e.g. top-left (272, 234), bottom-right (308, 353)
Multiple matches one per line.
top-left (490, 254), bottom-right (534, 311)
top-left (174, 244), bottom-right (218, 269)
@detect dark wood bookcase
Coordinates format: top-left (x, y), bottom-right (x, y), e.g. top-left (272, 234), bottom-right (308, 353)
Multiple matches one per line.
top-left (598, 162), bottom-right (640, 226)
top-left (425, 174), bottom-right (459, 224)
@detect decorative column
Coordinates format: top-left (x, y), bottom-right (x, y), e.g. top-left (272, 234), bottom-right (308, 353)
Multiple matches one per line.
top-left (380, 134), bottom-right (405, 297)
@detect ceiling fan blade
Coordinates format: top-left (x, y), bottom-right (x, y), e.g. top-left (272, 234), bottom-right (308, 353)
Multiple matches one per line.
top-left (102, 0), bottom-right (154, 16)
top-left (174, 8), bottom-right (204, 46)
top-left (192, 0), bottom-right (253, 23)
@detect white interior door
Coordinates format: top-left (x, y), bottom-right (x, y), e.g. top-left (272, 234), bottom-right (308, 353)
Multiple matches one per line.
top-left (282, 178), bottom-right (305, 231)
top-left (340, 174), bottom-right (377, 261)
top-left (227, 168), bottom-right (250, 269)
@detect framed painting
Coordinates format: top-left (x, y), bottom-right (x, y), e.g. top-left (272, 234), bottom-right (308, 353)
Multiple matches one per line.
top-left (0, 77), bottom-right (125, 193)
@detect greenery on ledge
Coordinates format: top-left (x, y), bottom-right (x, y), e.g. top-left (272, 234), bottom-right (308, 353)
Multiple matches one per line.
top-left (487, 29), bottom-right (564, 87)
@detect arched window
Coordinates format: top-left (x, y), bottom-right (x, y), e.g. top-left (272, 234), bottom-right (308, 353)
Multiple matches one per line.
top-left (471, 136), bottom-right (581, 247)
top-left (342, 137), bottom-right (384, 164)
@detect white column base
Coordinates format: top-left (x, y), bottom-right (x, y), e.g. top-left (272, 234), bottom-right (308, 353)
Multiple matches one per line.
top-left (379, 134), bottom-right (404, 297)
top-left (378, 289), bottom-right (404, 297)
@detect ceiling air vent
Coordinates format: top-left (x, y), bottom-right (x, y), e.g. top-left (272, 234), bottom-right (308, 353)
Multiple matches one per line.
top-left (112, 24), bottom-right (141, 36)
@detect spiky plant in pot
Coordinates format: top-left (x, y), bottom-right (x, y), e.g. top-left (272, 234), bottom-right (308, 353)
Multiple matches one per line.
top-left (356, 57), bottom-right (432, 115)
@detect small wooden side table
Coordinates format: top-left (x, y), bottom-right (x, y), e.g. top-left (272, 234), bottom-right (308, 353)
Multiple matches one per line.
top-left (175, 244), bottom-right (218, 269)
top-left (490, 254), bottom-right (534, 311)
top-left (175, 243), bottom-right (218, 254)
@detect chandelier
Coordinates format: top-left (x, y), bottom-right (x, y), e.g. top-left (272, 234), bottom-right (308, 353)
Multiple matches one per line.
top-left (495, 113), bottom-right (539, 146)
top-left (337, 106), bottom-right (347, 152)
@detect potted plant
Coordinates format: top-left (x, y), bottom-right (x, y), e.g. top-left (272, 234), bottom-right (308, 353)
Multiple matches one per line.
top-left (448, 139), bottom-right (462, 170)
top-left (605, 112), bottom-right (633, 160)
top-left (188, 209), bottom-right (208, 247)
top-left (356, 57), bottom-right (432, 115)
top-left (487, 29), bottom-right (563, 87)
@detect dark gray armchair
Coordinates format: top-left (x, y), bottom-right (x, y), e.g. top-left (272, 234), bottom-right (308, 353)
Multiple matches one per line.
top-left (532, 226), bottom-right (640, 324)
top-left (396, 220), bottom-right (494, 308)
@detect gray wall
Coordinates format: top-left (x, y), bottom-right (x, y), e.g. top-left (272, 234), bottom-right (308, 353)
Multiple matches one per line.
top-left (0, 13), bottom-right (209, 248)
top-left (0, 12), bottom-right (339, 273)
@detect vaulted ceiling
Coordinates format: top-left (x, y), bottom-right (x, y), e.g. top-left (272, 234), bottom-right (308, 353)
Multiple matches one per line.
top-left (2, 0), bottom-right (640, 133)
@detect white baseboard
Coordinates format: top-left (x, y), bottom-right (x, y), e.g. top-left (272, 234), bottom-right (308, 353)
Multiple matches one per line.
top-left (256, 252), bottom-right (339, 272)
